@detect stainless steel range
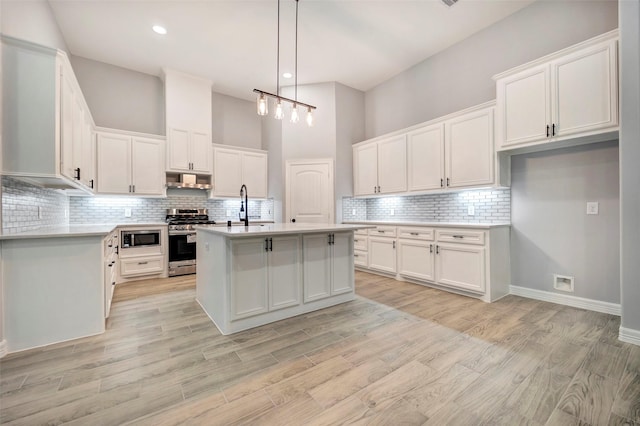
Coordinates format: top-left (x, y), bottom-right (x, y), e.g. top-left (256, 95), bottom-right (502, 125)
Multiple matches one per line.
top-left (166, 208), bottom-right (216, 277)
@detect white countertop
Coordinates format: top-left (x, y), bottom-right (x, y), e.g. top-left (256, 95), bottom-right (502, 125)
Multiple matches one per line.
top-left (0, 222), bottom-right (168, 240)
top-left (197, 223), bottom-right (374, 237)
top-left (342, 220), bottom-right (511, 229)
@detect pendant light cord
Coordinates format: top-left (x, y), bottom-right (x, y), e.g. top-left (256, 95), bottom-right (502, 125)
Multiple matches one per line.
top-left (294, 0), bottom-right (299, 102)
top-left (276, 0), bottom-right (280, 97)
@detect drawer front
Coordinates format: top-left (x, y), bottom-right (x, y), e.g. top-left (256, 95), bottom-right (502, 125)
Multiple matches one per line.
top-left (397, 227), bottom-right (434, 241)
top-left (354, 228), bottom-right (369, 236)
top-left (120, 256), bottom-right (164, 277)
top-left (353, 235), bottom-right (368, 251)
top-left (436, 229), bottom-right (485, 245)
top-left (354, 250), bottom-right (368, 267)
top-left (369, 226), bottom-right (397, 238)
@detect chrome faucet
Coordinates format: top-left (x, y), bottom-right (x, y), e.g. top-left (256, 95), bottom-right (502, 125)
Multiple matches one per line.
top-left (239, 184), bottom-right (249, 227)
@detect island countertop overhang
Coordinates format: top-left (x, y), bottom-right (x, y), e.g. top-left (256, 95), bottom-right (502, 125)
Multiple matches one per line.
top-left (195, 223), bottom-right (374, 237)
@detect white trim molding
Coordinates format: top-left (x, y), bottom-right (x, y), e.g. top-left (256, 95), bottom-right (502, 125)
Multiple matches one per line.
top-left (619, 327), bottom-right (640, 346)
top-left (509, 285), bottom-right (621, 316)
top-left (0, 340), bottom-right (7, 358)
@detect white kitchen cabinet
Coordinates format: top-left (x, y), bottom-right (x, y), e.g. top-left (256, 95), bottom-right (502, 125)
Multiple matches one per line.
top-left (164, 69), bottom-right (213, 174)
top-left (303, 232), bottom-right (354, 302)
top-left (495, 30), bottom-right (618, 151)
top-left (96, 130), bottom-right (165, 196)
top-left (435, 243), bottom-right (486, 294)
top-left (116, 225), bottom-right (167, 283)
top-left (397, 239), bottom-right (435, 282)
top-left (212, 145), bottom-right (268, 199)
top-left (368, 226), bottom-right (397, 274)
top-left (230, 235), bottom-right (302, 319)
top-left (2, 36), bottom-right (95, 193)
top-left (353, 135), bottom-right (407, 196)
top-left (445, 107), bottom-right (494, 188)
top-left (407, 123), bottom-right (445, 191)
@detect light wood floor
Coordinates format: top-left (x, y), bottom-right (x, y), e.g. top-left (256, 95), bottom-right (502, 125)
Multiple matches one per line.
top-left (1, 272), bottom-right (638, 425)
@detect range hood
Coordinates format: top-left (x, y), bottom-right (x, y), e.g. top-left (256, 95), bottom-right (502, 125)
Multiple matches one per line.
top-left (165, 173), bottom-right (212, 190)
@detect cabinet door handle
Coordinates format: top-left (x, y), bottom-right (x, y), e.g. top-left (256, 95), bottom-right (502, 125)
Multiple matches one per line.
top-left (115, 245), bottom-right (119, 255)
top-left (377, 185), bottom-right (381, 193)
top-left (392, 241), bottom-right (396, 249)
top-left (269, 238), bottom-right (273, 251)
top-left (446, 178), bottom-right (450, 187)
top-left (265, 238), bottom-right (269, 251)
top-left (546, 125), bottom-right (550, 137)
top-left (90, 179), bottom-right (94, 189)
top-left (436, 245), bottom-right (440, 254)
top-left (430, 244), bottom-right (433, 253)
top-left (453, 235), bottom-right (464, 239)
top-left (132, 185), bottom-right (135, 193)
top-left (440, 178), bottom-right (444, 188)
top-left (552, 123), bottom-right (556, 136)
top-left (74, 167), bottom-right (80, 180)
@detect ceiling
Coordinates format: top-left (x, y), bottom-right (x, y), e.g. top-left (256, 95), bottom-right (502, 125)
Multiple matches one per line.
top-left (48, 0), bottom-right (535, 101)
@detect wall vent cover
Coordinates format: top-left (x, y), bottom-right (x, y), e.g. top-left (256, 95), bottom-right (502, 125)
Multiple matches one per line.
top-left (442, 0), bottom-right (459, 7)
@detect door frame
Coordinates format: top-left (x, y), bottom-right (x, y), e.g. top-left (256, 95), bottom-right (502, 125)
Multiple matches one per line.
top-left (285, 158), bottom-right (335, 224)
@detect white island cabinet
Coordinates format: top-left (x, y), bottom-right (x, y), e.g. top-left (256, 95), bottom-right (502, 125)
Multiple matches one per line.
top-left (196, 223), bottom-right (371, 335)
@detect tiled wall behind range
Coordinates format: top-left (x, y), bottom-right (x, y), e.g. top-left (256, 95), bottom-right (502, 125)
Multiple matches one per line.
top-left (342, 189), bottom-right (511, 223)
top-left (1, 177), bottom-right (70, 233)
top-left (69, 189), bottom-right (274, 224)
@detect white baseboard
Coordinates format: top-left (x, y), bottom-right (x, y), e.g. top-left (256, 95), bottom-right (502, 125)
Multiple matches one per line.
top-left (619, 327), bottom-right (640, 346)
top-left (509, 285), bottom-right (621, 316)
top-left (0, 340), bottom-right (7, 358)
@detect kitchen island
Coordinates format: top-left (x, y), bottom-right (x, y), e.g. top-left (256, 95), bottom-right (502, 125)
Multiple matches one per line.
top-left (195, 223), bottom-right (372, 334)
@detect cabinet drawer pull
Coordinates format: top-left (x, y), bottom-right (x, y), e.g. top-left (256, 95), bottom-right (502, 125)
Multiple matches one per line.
top-left (377, 230), bottom-right (385, 233)
top-left (453, 235), bottom-right (464, 239)
top-left (138, 261), bottom-right (148, 265)
top-left (354, 254), bottom-right (359, 257)
top-left (410, 232), bottom-right (419, 236)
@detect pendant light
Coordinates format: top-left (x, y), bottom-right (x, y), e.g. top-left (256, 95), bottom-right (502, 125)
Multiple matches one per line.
top-left (254, 0), bottom-right (315, 125)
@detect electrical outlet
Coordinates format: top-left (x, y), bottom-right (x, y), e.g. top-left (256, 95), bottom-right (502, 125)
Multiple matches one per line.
top-left (586, 202), bottom-right (599, 215)
top-left (64, 209), bottom-right (68, 218)
top-left (226, 210), bottom-right (231, 217)
top-left (390, 209), bottom-right (395, 216)
top-left (468, 205), bottom-right (475, 216)
top-left (38, 206), bottom-right (43, 219)
top-left (124, 208), bottom-right (132, 217)
top-left (352, 209), bottom-right (356, 216)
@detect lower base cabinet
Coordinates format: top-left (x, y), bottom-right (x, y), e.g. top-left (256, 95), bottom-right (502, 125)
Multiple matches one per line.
top-left (356, 224), bottom-right (510, 302)
top-left (303, 232), bottom-right (354, 303)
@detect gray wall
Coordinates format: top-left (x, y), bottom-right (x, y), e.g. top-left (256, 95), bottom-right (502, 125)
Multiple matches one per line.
top-left (69, 56), bottom-right (165, 135)
top-left (619, 0), bottom-right (640, 332)
top-left (211, 92), bottom-right (262, 149)
top-left (365, 0), bottom-right (618, 139)
top-left (1, 0), bottom-right (68, 53)
top-left (510, 141), bottom-right (620, 304)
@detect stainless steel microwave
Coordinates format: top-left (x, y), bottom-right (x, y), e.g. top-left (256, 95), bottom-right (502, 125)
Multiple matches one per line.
top-left (121, 229), bottom-right (161, 248)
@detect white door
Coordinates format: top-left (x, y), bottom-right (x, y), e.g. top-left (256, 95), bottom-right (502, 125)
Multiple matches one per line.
top-left (286, 159), bottom-right (334, 224)
top-left (353, 143), bottom-right (378, 196)
top-left (230, 238), bottom-right (269, 319)
top-left (445, 108), bottom-right (494, 189)
top-left (303, 234), bottom-right (332, 302)
top-left (407, 124), bottom-right (445, 191)
top-left (131, 138), bottom-right (164, 195)
top-left (96, 133), bottom-right (131, 194)
top-left (368, 236), bottom-right (396, 274)
top-left (435, 243), bottom-right (485, 294)
top-left (243, 152), bottom-right (268, 199)
top-left (269, 236), bottom-right (301, 311)
top-left (377, 135), bottom-right (407, 194)
top-left (397, 239), bottom-right (435, 282)
top-left (331, 232), bottom-right (354, 295)
top-left (190, 131), bottom-right (211, 173)
top-left (552, 40), bottom-right (618, 137)
top-left (496, 64), bottom-right (551, 148)
top-left (167, 127), bottom-right (190, 171)
top-left (213, 147), bottom-right (242, 197)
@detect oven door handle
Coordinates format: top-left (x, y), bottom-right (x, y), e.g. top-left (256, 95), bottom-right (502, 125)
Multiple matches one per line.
top-left (169, 231), bottom-right (198, 236)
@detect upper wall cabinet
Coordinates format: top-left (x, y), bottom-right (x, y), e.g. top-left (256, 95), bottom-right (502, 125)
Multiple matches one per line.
top-left (355, 102), bottom-right (502, 198)
top-left (494, 30), bottom-right (618, 152)
top-left (2, 36), bottom-right (96, 193)
top-left (353, 135), bottom-right (407, 196)
top-left (211, 145), bottom-right (268, 199)
top-left (96, 129), bottom-right (166, 196)
top-left (163, 69), bottom-right (213, 174)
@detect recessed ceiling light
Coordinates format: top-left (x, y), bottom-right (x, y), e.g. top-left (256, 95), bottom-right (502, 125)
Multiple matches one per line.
top-left (282, 72), bottom-right (293, 79)
top-left (152, 25), bottom-right (167, 35)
